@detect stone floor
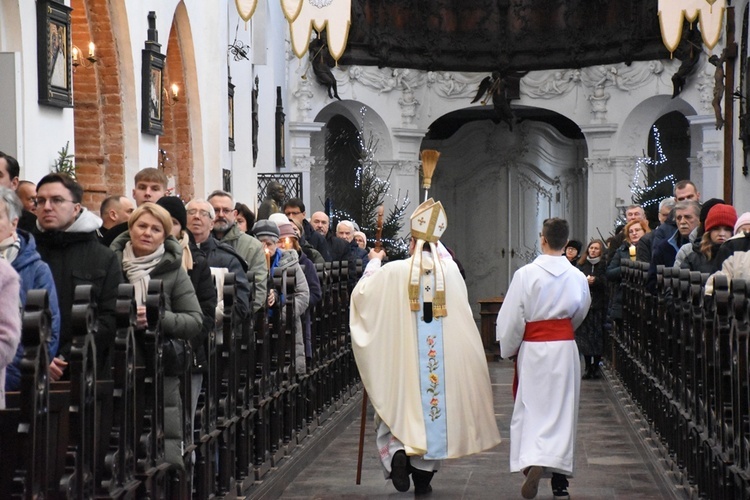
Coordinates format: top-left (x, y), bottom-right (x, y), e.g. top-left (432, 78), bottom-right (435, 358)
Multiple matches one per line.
top-left (278, 361), bottom-right (686, 500)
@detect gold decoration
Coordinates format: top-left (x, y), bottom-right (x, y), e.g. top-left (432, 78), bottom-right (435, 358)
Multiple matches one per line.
top-left (658, 0), bottom-right (726, 54)
top-left (235, 0), bottom-right (258, 22)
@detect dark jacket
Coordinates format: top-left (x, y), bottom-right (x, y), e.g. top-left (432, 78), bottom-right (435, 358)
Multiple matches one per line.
top-left (35, 210), bottom-right (123, 376)
top-left (606, 244), bottom-right (630, 320)
top-left (100, 220), bottom-right (128, 247)
top-left (346, 240), bottom-right (369, 290)
top-left (198, 236), bottom-right (251, 320)
top-left (5, 230), bottom-right (62, 391)
top-left (681, 240), bottom-right (723, 274)
top-left (186, 238), bottom-right (216, 371)
top-left (302, 219), bottom-right (332, 262)
top-left (577, 258), bottom-right (608, 311)
top-left (326, 232), bottom-right (350, 262)
top-left (636, 231), bottom-right (655, 263)
top-left (17, 210), bottom-right (37, 233)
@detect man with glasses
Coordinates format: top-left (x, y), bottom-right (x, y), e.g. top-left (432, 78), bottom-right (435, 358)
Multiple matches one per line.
top-left (207, 190), bottom-right (266, 314)
top-left (282, 198), bottom-right (331, 262)
top-left (186, 198), bottom-right (250, 319)
top-left (34, 173), bottom-right (123, 380)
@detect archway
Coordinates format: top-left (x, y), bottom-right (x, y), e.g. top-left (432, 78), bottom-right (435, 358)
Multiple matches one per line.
top-left (70, 0), bottom-right (129, 209)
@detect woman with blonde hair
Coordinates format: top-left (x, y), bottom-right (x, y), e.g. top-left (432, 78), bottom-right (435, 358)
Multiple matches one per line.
top-left (110, 202), bottom-right (202, 470)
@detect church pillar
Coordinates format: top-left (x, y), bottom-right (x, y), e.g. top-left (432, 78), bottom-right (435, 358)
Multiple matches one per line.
top-left (580, 123), bottom-right (619, 239)
top-left (288, 121), bottom-right (325, 210)
top-left (392, 127), bottom-right (428, 214)
top-left (688, 114), bottom-right (722, 199)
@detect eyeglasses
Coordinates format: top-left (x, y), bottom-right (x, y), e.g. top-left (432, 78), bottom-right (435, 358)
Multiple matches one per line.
top-left (187, 208), bottom-right (212, 218)
top-left (36, 196), bottom-right (76, 207)
top-left (284, 210), bottom-right (301, 216)
top-left (213, 207), bottom-right (234, 215)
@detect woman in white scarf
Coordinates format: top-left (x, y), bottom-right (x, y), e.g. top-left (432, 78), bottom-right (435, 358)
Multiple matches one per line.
top-left (110, 202), bottom-right (202, 470)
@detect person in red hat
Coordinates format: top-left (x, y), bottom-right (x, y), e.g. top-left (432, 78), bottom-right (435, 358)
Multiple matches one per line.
top-left (682, 203), bottom-right (737, 274)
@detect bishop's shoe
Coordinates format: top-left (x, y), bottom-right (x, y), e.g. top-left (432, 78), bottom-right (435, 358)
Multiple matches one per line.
top-left (411, 467), bottom-right (434, 496)
top-left (390, 450), bottom-right (411, 492)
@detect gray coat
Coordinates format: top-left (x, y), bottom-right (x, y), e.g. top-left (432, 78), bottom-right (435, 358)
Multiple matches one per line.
top-left (111, 232), bottom-right (202, 468)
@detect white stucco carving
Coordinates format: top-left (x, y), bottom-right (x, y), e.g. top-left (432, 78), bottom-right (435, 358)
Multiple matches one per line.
top-left (398, 88), bottom-right (420, 127)
top-left (588, 86), bottom-right (611, 124)
top-left (293, 77), bottom-right (315, 121)
top-left (586, 157), bottom-right (612, 173)
top-left (698, 65), bottom-right (715, 113)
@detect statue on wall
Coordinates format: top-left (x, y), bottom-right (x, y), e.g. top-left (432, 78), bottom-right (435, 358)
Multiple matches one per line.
top-left (309, 37), bottom-right (341, 100)
top-left (709, 51), bottom-right (727, 130)
top-left (471, 71), bottom-right (523, 131)
top-left (670, 26), bottom-right (702, 98)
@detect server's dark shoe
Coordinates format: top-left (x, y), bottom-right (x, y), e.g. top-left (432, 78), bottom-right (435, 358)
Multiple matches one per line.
top-left (551, 473), bottom-right (570, 499)
top-left (521, 466), bottom-right (543, 499)
top-left (390, 450), bottom-right (411, 492)
top-left (412, 468), bottom-right (434, 496)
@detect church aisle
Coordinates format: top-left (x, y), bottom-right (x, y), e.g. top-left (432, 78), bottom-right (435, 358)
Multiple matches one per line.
top-left (280, 361), bottom-right (685, 499)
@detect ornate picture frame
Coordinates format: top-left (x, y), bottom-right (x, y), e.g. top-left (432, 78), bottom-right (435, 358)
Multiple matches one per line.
top-left (37, 0), bottom-right (73, 108)
top-left (141, 11), bottom-right (165, 135)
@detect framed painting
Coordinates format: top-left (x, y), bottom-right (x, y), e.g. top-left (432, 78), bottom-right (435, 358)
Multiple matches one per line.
top-left (141, 11), bottom-right (166, 135)
top-left (37, 0), bottom-right (73, 108)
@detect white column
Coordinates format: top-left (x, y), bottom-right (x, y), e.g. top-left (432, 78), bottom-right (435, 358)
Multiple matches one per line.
top-left (688, 114), bottom-right (723, 199)
top-left (580, 124), bottom-right (618, 239)
top-left (288, 121), bottom-right (325, 210)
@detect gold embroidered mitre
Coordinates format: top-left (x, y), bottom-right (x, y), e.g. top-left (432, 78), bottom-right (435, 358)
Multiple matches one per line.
top-left (408, 199), bottom-right (448, 317)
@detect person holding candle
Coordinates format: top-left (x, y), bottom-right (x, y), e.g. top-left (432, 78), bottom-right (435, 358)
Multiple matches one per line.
top-left (606, 219), bottom-right (650, 327)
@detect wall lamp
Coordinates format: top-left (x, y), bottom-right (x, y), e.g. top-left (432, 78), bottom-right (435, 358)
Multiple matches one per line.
top-left (72, 42), bottom-right (97, 70)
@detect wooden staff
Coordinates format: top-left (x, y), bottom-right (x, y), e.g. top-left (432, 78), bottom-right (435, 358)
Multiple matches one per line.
top-left (356, 205), bottom-right (385, 485)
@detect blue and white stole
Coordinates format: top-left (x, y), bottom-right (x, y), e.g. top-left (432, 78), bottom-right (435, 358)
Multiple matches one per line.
top-left (416, 270), bottom-right (448, 459)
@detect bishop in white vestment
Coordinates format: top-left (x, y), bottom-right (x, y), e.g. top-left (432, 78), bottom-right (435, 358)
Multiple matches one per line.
top-left (496, 218), bottom-right (591, 499)
top-left (350, 199), bottom-right (501, 495)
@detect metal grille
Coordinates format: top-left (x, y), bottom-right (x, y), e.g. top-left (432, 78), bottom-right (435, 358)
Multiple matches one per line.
top-left (257, 173), bottom-right (302, 205)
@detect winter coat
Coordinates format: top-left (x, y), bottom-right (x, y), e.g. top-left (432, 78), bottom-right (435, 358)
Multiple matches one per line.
top-left (270, 249), bottom-right (310, 374)
top-left (302, 219), bottom-right (332, 262)
top-left (198, 235), bottom-right (251, 320)
top-left (186, 238), bottom-right (217, 372)
top-left (215, 223), bottom-right (267, 313)
top-left (706, 233), bottom-right (750, 295)
top-left (0, 259), bottom-right (20, 409)
top-left (298, 251), bottom-right (322, 359)
top-left (35, 209), bottom-right (123, 377)
top-left (577, 258), bottom-right (608, 311)
top-left (606, 243), bottom-right (631, 320)
top-left (681, 240), bottom-right (723, 275)
top-left (111, 232), bottom-right (202, 469)
top-left (5, 230), bottom-right (62, 391)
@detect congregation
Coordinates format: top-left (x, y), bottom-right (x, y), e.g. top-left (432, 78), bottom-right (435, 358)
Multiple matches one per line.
top-left (0, 150), bottom-right (372, 478)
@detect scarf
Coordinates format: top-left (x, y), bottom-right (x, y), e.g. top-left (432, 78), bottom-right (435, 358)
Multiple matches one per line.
top-left (177, 232), bottom-right (194, 271)
top-left (0, 234), bottom-right (20, 263)
top-left (587, 256), bottom-right (601, 265)
top-left (121, 241), bottom-right (165, 306)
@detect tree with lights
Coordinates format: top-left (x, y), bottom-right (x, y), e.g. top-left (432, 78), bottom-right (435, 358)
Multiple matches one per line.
top-left (324, 111), bottom-right (411, 260)
top-left (627, 125), bottom-right (676, 228)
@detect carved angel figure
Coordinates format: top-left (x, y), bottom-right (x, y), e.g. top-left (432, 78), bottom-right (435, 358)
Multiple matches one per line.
top-left (309, 38), bottom-right (341, 101)
top-left (472, 71), bottom-right (515, 131)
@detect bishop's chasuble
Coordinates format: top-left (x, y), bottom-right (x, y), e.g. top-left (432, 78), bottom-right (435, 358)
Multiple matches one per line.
top-left (350, 252), bottom-right (501, 459)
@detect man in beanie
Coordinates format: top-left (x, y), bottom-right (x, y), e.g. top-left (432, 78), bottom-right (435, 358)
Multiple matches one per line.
top-left (208, 190), bottom-right (267, 314)
top-left (497, 218), bottom-right (591, 500)
top-left (350, 199), bottom-right (501, 495)
top-left (563, 240), bottom-right (581, 265)
top-left (254, 219), bottom-right (310, 373)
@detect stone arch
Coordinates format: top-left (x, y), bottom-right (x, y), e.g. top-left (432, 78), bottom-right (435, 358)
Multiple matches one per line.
top-left (612, 95), bottom-right (697, 157)
top-left (313, 100), bottom-right (393, 159)
top-left (159, 1), bottom-right (201, 200)
top-left (71, 0), bottom-right (131, 209)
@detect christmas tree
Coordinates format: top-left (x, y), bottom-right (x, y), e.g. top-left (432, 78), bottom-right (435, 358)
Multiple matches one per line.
top-left (324, 111), bottom-right (411, 259)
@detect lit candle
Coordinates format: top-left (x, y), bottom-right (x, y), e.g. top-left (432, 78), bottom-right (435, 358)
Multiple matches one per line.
top-left (72, 46), bottom-right (80, 65)
top-left (264, 248), bottom-right (271, 270)
top-left (171, 83), bottom-right (179, 101)
top-left (629, 244), bottom-right (636, 261)
top-left (88, 42), bottom-right (96, 59)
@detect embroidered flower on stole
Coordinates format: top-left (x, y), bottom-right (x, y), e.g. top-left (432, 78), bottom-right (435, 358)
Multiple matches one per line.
top-left (426, 335), bottom-right (441, 421)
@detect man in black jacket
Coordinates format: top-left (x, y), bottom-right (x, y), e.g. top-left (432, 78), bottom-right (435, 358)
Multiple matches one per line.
top-left (34, 173), bottom-right (123, 379)
top-left (283, 198), bottom-right (331, 261)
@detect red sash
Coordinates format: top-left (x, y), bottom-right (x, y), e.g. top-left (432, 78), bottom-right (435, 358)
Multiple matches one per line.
top-left (513, 318), bottom-right (574, 399)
